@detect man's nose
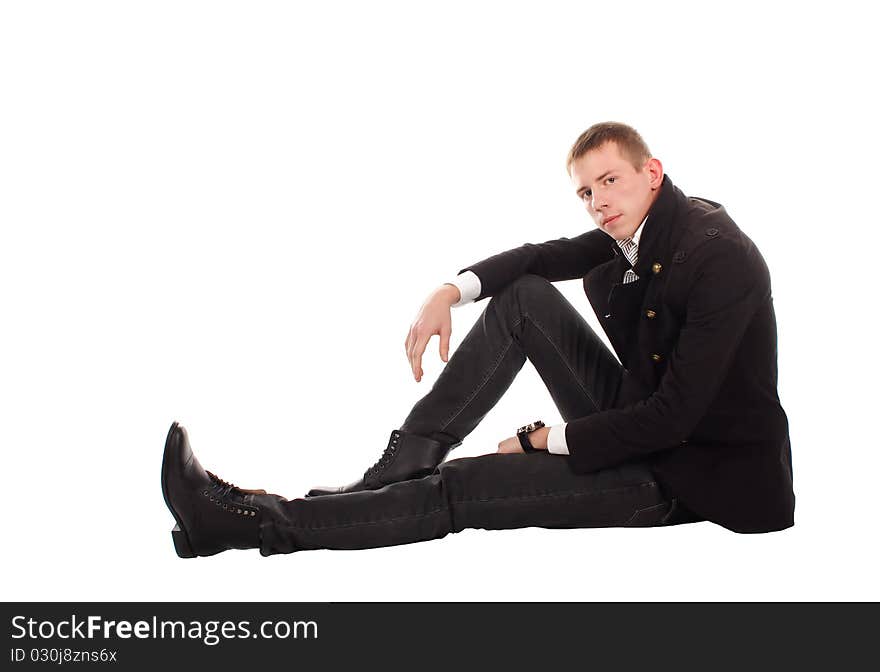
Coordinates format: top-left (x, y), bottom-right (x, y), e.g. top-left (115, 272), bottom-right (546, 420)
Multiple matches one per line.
top-left (591, 191), bottom-right (607, 211)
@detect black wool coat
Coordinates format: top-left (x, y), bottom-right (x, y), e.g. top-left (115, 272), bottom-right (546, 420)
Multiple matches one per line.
top-left (458, 174), bottom-right (794, 533)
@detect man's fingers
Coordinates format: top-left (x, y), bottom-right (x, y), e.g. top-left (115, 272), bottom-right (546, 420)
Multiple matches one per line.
top-left (406, 320), bottom-right (446, 380)
top-left (407, 338), bottom-right (422, 380)
top-left (439, 324), bottom-right (451, 363)
top-left (405, 327), bottom-right (418, 364)
top-left (412, 334), bottom-right (430, 380)
top-left (406, 327), bottom-right (421, 378)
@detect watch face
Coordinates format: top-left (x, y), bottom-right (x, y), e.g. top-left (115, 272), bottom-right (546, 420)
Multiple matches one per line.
top-left (517, 421), bottom-right (543, 435)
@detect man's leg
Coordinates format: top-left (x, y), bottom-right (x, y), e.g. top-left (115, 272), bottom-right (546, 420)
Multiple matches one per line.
top-left (307, 274), bottom-right (625, 495)
top-left (161, 420), bottom-right (699, 558)
top-left (259, 453), bottom-right (701, 556)
top-left (401, 273), bottom-right (623, 441)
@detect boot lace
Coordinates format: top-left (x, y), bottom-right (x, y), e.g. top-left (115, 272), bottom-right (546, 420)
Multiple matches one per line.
top-left (364, 430), bottom-right (401, 478)
top-left (206, 470), bottom-right (247, 500)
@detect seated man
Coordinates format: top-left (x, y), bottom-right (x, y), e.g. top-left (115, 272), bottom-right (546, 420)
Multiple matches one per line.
top-left (161, 121), bottom-right (795, 558)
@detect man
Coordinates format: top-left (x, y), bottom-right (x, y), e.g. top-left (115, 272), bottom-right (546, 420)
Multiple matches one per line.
top-left (161, 121), bottom-right (794, 558)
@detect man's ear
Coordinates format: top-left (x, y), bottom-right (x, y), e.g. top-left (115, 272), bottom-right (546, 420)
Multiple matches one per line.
top-left (646, 157), bottom-right (663, 189)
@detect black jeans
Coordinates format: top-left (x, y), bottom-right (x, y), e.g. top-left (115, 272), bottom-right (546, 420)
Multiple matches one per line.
top-left (259, 275), bottom-right (702, 555)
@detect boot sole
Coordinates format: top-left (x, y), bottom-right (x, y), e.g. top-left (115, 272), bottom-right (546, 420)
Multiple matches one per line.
top-left (161, 421), bottom-right (197, 558)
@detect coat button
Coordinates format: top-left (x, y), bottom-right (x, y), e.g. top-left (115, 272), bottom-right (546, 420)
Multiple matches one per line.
top-left (673, 250), bottom-right (687, 263)
top-left (706, 227), bottom-right (719, 237)
top-left (651, 262), bottom-right (662, 274)
top-left (645, 309), bottom-right (657, 319)
top-left (651, 353), bottom-right (663, 362)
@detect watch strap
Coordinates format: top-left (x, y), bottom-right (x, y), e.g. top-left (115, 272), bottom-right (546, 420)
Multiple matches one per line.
top-left (518, 431), bottom-right (540, 453)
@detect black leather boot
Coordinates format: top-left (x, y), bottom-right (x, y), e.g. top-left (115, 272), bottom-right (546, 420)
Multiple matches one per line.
top-left (305, 429), bottom-right (460, 497)
top-left (161, 421), bottom-right (290, 558)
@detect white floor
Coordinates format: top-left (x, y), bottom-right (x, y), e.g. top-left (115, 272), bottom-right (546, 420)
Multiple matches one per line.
top-left (3, 0), bottom-right (877, 602)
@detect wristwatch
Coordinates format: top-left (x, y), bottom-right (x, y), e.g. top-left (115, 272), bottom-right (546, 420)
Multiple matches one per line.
top-left (516, 420), bottom-right (545, 453)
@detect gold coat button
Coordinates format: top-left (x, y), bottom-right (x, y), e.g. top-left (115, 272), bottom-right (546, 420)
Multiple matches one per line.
top-left (651, 353), bottom-right (662, 362)
top-left (645, 309), bottom-right (657, 319)
top-left (652, 262), bottom-right (662, 274)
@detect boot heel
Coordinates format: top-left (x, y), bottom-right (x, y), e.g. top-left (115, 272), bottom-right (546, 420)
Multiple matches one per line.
top-left (171, 523), bottom-right (196, 558)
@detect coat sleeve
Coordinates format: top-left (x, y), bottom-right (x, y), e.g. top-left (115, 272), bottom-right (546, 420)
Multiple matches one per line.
top-left (457, 228), bottom-right (615, 301)
top-left (563, 236), bottom-right (772, 474)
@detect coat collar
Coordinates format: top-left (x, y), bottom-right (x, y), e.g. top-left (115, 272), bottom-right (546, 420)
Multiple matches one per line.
top-left (629, 173), bottom-right (686, 278)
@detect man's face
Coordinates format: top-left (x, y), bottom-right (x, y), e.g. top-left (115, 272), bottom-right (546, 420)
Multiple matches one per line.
top-left (569, 141), bottom-right (664, 241)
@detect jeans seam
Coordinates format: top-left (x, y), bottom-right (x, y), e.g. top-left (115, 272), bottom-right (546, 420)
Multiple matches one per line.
top-left (280, 507), bottom-right (448, 531)
top-left (284, 482), bottom-right (657, 531)
top-left (520, 311), bottom-right (602, 413)
top-left (622, 500), bottom-right (669, 526)
top-left (451, 480), bottom-right (657, 505)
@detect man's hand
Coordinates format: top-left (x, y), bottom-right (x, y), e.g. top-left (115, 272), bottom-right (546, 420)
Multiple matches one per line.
top-left (496, 426), bottom-right (551, 453)
top-left (405, 284), bottom-right (460, 382)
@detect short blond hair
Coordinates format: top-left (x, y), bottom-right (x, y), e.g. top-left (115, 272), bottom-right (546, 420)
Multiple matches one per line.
top-left (566, 122), bottom-right (652, 174)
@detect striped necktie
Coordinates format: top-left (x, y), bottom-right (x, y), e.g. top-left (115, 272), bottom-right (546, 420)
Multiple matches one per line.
top-left (617, 237), bottom-right (639, 284)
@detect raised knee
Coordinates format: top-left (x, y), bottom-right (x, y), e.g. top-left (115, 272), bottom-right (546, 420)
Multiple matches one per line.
top-left (513, 273), bottom-right (552, 290)
top-left (493, 274), bottom-right (555, 308)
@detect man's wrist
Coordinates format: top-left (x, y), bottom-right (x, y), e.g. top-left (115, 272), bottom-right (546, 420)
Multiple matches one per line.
top-left (528, 426), bottom-right (551, 451)
top-left (445, 271), bottom-right (481, 307)
top-left (440, 283), bottom-right (462, 305)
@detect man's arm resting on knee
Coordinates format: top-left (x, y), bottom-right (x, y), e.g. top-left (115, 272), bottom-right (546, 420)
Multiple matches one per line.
top-left (456, 229), bottom-right (615, 302)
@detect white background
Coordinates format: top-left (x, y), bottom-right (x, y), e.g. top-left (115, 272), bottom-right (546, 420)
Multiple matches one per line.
top-left (2, 1), bottom-right (877, 601)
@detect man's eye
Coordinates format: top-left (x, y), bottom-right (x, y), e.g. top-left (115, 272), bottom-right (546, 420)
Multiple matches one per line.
top-left (607, 176), bottom-right (616, 184)
top-left (582, 190), bottom-right (591, 199)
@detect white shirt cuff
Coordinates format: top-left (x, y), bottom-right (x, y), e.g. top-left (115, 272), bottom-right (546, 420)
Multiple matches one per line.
top-left (546, 423), bottom-right (569, 455)
top-left (446, 270), bottom-right (482, 307)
